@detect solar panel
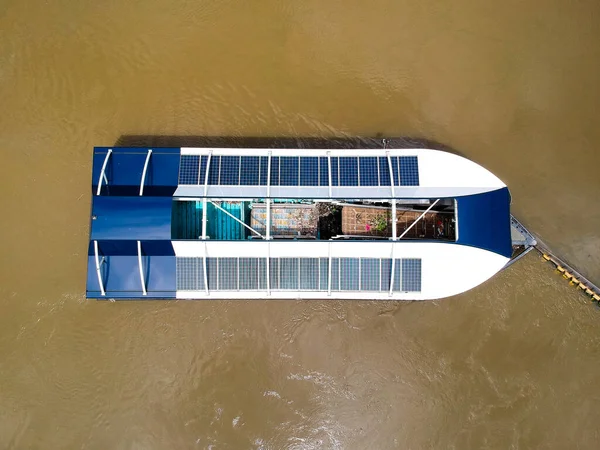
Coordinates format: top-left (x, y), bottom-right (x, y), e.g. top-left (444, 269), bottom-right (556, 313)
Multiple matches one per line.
top-left (339, 157), bottom-right (358, 186)
top-left (218, 257), bottom-right (238, 289)
top-left (392, 259), bottom-right (402, 291)
top-left (179, 155), bottom-right (200, 185)
top-left (399, 156), bottom-right (419, 186)
top-left (259, 156), bottom-right (269, 186)
top-left (359, 157), bottom-right (379, 186)
top-left (239, 257), bottom-right (259, 289)
top-left (300, 157), bottom-right (318, 186)
top-left (240, 156), bottom-right (259, 185)
top-left (319, 258), bottom-right (328, 290)
top-left (401, 258), bottom-right (421, 292)
top-left (208, 155), bottom-right (221, 184)
top-left (380, 259), bottom-right (392, 291)
top-left (207, 257), bottom-right (218, 290)
top-left (319, 157), bottom-right (329, 186)
top-left (391, 157), bottom-right (400, 186)
top-left (269, 258), bottom-right (280, 290)
top-left (340, 258), bottom-right (360, 290)
top-left (258, 258), bottom-right (267, 289)
top-left (176, 257), bottom-right (204, 290)
top-left (378, 157), bottom-right (391, 186)
top-left (220, 156), bottom-right (240, 185)
top-left (279, 258), bottom-right (298, 289)
top-left (330, 258), bottom-right (340, 290)
top-left (270, 156), bottom-right (280, 186)
top-left (299, 258), bottom-right (319, 289)
top-left (330, 157), bottom-right (339, 186)
top-left (280, 157), bottom-right (299, 186)
top-left (360, 258), bottom-right (381, 291)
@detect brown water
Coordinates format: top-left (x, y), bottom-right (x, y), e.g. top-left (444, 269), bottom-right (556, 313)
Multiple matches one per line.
top-left (1, 0), bottom-right (600, 448)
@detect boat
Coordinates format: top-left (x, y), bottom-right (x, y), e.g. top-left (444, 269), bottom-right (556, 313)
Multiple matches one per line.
top-left (87, 145), bottom-right (520, 300)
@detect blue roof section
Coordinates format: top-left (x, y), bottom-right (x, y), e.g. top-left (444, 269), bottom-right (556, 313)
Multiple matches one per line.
top-left (92, 147), bottom-right (180, 196)
top-left (91, 197), bottom-right (173, 240)
top-left (86, 241), bottom-right (176, 299)
top-left (456, 187), bottom-right (512, 258)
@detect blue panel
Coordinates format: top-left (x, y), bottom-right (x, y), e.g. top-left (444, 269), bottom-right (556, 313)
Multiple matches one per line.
top-left (300, 157), bottom-right (318, 186)
top-left (319, 157), bottom-right (329, 187)
top-left (144, 152), bottom-right (180, 196)
top-left (259, 157), bottom-right (268, 186)
top-left (208, 155), bottom-right (221, 184)
top-left (339, 157), bottom-right (358, 186)
top-left (456, 187), bottom-right (512, 257)
top-left (360, 258), bottom-right (380, 291)
top-left (240, 156), bottom-right (259, 185)
top-left (331, 157), bottom-right (339, 186)
top-left (280, 157), bottom-right (299, 186)
top-left (108, 153), bottom-right (147, 195)
top-left (179, 155), bottom-right (200, 185)
top-left (145, 256), bottom-right (177, 294)
top-left (104, 256), bottom-right (144, 294)
top-left (279, 258), bottom-right (298, 289)
top-left (91, 197), bottom-right (172, 240)
top-left (299, 258), bottom-right (319, 289)
top-left (401, 259), bottom-right (422, 292)
top-left (399, 156), bottom-right (419, 186)
top-left (220, 156), bottom-right (240, 185)
top-left (359, 157), bottom-right (378, 186)
top-left (340, 258), bottom-right (360, 290)
top-left (392, 157), bottom-right (400, 186)
top-left (270, 157), bottom-right (280, 186)
top-left (378, 157), bottom-right (391, 186)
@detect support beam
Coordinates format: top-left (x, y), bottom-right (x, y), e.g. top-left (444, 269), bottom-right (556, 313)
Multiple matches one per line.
top-left (202, 152), bottom-right (212, 240)
top-left (209, 201), bottom-right (264, 238)
top-left (386, 151), bottom-right (395, 198)
top-left (398, 199), bottom-right (440, 240)
top-left (94, 240), bottom-right (106, 296)
top-left (96, 149), bottom-right (112, 196)
top-left (139, 149), bottom-right (152, 196)
top-left (137, 240), bottom-right (147, 295)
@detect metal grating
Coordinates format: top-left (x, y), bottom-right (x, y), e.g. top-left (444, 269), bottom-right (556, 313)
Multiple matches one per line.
top-left (399, 156), bottom-right (419, 186)
top-left (220, 156), bottom-right (240, 185)
top-left (299, 258), bottom-right (319, 290)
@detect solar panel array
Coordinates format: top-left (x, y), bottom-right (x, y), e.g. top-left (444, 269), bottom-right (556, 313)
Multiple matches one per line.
top-left (176, 257), bottom-right (422, 292)
top-left (178, 155), bottom-right (419, 187)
